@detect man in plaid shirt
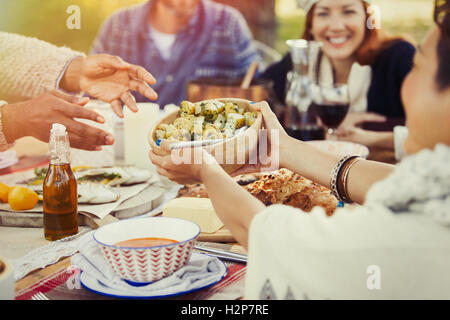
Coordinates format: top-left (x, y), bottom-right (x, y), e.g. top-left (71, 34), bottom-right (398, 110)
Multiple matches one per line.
top-left (91, 0), bottom-right (259, 108)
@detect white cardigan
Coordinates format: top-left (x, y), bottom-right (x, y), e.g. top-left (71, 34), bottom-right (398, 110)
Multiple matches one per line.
top-left (245, 144), bottom-right (450, 299)
top-left (0, 31), bottom-right (83, 103)
top-left (0, 32), bottom-right (84, 151)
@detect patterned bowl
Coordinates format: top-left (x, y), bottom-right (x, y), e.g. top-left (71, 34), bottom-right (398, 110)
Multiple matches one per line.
top-left (307, 140), bottom-right (370, 159)
top-left (94, 217), bottom-right (200, 283)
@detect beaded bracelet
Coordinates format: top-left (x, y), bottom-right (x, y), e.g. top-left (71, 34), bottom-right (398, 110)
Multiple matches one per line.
top-left (329, 155), bottom-right (359, 202)
top-left (339, 157), bottom-right (363, 203)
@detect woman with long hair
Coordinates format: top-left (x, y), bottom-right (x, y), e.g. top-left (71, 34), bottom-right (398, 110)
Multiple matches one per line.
top-left (261, 0), bottom-right (416, 151)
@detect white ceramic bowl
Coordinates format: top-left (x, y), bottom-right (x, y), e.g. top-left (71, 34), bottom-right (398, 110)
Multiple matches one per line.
top-left (307, 140), bottom-right (370, 158)
top-left (94, 217), bottom-right (200, 283)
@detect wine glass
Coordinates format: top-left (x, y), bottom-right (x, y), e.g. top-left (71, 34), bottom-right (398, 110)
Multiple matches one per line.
top-left (310, 83), bottom-right (350, 140)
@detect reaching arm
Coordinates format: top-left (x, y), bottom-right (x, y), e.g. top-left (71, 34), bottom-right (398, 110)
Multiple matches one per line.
top-left (257, 102), bottom-right (395, 205)
top-left (277, 136), bottom-right (394, 204)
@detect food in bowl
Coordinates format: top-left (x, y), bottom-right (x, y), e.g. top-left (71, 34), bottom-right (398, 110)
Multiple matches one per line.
top-left (149, 98), bottom-right (263, 174)
top-left (154, 99), bottom-right (259, 142)
top-left (94, 217), bottom-right (200, 283)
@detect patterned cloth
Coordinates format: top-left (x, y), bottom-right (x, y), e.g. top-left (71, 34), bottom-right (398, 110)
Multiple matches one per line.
top-left (91, 0), bottom-right (260, 107)
top-left (15, 261), bottom-right (246, 300)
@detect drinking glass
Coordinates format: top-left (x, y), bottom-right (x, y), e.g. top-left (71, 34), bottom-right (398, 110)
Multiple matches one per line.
top-left (310, 83), bottom-right (350, 140)
top-left (284, 40), bottom-right (325, 141)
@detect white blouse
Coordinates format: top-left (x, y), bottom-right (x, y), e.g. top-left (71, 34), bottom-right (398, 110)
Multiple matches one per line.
top-left (316, 55), bottom-right (372, 113)
top-left (245, 144), bottom-right (450, 299)
top-left (149, 26), bottom-right (176, 61)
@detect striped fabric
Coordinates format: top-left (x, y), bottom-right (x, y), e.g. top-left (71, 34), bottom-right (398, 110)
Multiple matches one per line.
top-left (91, 0), bottom-right (260, 107)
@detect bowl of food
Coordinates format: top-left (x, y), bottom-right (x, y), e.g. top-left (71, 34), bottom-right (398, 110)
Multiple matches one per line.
top-left (148, 98), bottom-right (262, 174)
top-left (94, 217), bottom-right (200, 283)
top-left (307, 140), bottom-right (370, 158)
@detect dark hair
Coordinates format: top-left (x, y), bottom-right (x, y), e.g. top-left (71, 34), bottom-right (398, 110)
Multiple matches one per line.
top-left (435, 0), bottom-right (450, 90)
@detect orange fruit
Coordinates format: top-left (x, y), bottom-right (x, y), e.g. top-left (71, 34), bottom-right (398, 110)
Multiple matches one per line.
top-left (8, 186), bottom-right (39, 211)
top-left (0, 182), bottom-right (9, 203)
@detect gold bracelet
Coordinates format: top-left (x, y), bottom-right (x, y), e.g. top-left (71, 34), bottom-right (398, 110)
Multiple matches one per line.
top-left (339, 157), bottom-right (363, 203)
top-left (330, 155), bottom-right (358, 202)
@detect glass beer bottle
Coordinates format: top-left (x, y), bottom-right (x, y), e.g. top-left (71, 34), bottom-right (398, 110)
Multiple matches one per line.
top-left (43, 123), bottom-right (78, 241)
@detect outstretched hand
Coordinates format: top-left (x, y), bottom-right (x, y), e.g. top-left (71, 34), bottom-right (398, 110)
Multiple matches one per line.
top-left (62, 54), bottom-right (158, 118)
top-left (2, 90), bottom-right (114, 151)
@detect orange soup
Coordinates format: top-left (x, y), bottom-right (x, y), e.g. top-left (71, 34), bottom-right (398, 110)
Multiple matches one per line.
top-left (115, 237), bottom-right (178, 248)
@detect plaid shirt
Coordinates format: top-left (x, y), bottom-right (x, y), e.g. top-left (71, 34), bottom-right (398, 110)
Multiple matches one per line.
top-left (91, 0), bottom-right (259, 107)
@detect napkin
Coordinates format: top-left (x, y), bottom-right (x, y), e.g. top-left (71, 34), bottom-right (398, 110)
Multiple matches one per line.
top-left (71, 232), bottom-right (226, 296)
top-left (0, 150), bottom-right (18, 169)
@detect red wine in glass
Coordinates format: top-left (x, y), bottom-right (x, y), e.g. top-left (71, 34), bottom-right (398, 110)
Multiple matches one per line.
top-left (310, 83), bottom-right (350, 139)
top-left (313, 102), bottom-right (350, 129)
top-left (286, 124), bottom-right (326, 141)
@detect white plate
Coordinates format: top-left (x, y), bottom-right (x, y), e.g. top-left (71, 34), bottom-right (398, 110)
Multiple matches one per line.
top-left (79, 253), bottom-right (227, 299)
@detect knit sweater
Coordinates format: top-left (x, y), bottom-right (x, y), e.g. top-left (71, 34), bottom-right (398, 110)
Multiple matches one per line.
top-left (0, 32), bottom-right (83, 103)
top-left (0, 32), bottom-right (84, 151)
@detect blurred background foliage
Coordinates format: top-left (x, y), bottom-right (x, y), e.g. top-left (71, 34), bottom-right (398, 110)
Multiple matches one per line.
top-left (0, 0), bottom-right (434, 56)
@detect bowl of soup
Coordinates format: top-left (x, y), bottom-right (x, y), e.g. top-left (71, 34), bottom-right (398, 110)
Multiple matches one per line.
top-left (94, 217), bottom-right (200, 283)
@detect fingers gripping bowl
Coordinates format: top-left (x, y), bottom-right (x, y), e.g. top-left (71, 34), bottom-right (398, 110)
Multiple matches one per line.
top-left (94, 217), bottom-right (200, 283)
top-left (148, 98), bottom-right (263, 174)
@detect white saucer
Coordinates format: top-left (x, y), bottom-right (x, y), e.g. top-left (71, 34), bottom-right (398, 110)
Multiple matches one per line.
top-left (79, 253), bottom-right (227, 299)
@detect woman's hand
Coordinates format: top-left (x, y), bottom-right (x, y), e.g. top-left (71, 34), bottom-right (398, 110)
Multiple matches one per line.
top-left (149, 139), bottom-right (266, 249)
top-left (61, 54), bottom-right (158, 118)
top-left (2, 90), bottom-right (114, 151)
top-left (149, 140), bottom-right (221, 185)
top-left (251, 101), bottom-right (288, 142)
top-left (336, 126), bottom-right (394, 150)
top-left (341, 112), bottom-right (387, 128)
top-left (230, 101), bottom-right (291, 175)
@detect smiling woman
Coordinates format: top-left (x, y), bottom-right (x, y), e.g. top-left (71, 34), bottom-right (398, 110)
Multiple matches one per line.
top-left (262, 0), bottom-right (416, 122)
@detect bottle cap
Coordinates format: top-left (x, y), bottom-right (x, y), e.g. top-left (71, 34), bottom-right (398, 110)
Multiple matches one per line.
top-left (51, 123), bottom-right (67, 133)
